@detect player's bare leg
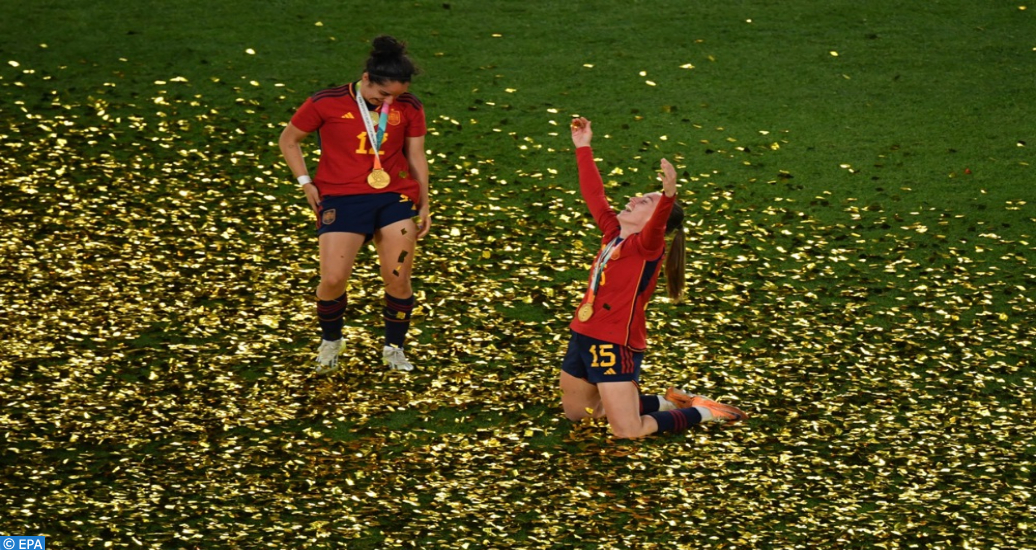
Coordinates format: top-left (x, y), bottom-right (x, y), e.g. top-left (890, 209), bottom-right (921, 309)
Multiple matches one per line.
top-left (374, 217), bottom-right (419, 371)
top-left (560, 371), bottom-right (606, 421)
top-left (314, 232), bottom-right (366, 372)
top-left (597, 381), bottom-right (659, 439)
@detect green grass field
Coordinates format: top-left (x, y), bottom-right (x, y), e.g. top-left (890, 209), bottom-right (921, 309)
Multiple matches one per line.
top-left (1, 1), bottom-right (1033, 548)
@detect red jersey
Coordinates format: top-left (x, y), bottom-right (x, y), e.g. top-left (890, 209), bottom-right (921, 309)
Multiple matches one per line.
top-left (569, 146), bottom-right (675, 351)
top-left (290, 82), bottom-right (427, 203)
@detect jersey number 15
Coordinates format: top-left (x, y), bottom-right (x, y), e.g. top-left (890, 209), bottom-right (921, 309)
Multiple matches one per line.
top-left (589, 344), bottom-right (616, 368)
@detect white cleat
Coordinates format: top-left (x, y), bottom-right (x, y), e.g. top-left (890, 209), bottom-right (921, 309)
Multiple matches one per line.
top-left (382, 345), bottom-right (414, 372)
top-left (314, 339), bottom-right (343, 374)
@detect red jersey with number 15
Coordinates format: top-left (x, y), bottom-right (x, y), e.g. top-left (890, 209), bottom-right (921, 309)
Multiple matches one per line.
top-left (290, 82), bottom-right (426, 202)
top-left (569, 146), bottom-right (675, 352)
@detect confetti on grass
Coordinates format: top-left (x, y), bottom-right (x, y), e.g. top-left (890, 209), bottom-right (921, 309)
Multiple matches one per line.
top-left (0, 59), bottom-right (1032, 550)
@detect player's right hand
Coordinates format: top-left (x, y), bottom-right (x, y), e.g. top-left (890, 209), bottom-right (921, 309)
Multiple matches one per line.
top-left (302, 183), bottom-right (320, 214)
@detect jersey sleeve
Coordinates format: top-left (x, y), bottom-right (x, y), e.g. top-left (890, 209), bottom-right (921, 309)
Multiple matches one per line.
top-left (394, 94), bottom-right (426, 139)
top-left (576, 146), bottom-right (620, 238)
top-left (290, 98), bottom-right (323, 133)
top-left (406, 104), bottom-right (426, 138)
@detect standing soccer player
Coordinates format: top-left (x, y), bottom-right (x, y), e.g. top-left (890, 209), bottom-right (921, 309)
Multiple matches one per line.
top-left (559, 117), bottom-right (748, 439)
top-left (279, 35), bottom-right (430, 373)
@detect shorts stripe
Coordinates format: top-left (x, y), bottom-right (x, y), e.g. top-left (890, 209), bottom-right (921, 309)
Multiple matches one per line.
top-left (622, 347), bottom-right (635, 374)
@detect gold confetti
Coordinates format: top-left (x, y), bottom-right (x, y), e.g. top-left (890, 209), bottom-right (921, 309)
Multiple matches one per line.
top-left (0, 38), bottom-right (1031, 550)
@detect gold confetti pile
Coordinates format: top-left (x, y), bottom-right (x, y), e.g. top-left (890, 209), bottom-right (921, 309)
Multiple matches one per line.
top-left (1, 60), bottom-right (1033, 549)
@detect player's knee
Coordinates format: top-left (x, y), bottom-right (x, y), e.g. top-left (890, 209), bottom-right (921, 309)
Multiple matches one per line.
top-left (318, 282), bottom-right (348, 300)
top-left (611, 429), bottom-right (643, 440)
top-left (563, 399), bottom-right (599, 422)
top-left (610, 422), bottom-right (647, 440)
top-left (383, 278), bottom-right (412, 298)
top-left (320, 272), bottom-right (351, 292)
top-left (563, 405), bottom-right (588, 422)
top-left (611, 427), bottom-right (633, 439)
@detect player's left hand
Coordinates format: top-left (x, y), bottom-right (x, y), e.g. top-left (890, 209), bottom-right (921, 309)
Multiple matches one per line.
top-left (659, 158), bottom-right (677, 197)
top-left (570, 117), bottom-right (592, 148)
top-left (417, 203), bottom-right (432, 238)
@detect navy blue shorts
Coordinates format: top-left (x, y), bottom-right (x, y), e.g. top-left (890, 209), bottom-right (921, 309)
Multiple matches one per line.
top-left (560, 331), bottom-right (642, 384)
top-left (316, 193), bottom-right (417, 240)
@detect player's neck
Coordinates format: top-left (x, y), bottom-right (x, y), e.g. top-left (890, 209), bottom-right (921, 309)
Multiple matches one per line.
top-left (619, 224), bottom-right (639, 239)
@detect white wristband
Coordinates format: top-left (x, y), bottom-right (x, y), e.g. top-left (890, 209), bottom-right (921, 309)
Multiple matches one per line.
top-left (297, 175), bottom-right (313, 187)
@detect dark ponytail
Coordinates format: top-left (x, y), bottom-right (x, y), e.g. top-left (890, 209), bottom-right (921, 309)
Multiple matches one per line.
top-left (366, 35), bottom-right (419, 84)
top-left (663, 201), bottom-right (686, 301)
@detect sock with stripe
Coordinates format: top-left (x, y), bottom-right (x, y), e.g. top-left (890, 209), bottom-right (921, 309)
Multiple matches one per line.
top-left (383, 292), bottom-right (415, 348)
top-left (316, 291), bottom-right (348, 341)
top-left (648, 407), bottom-right (704, 435)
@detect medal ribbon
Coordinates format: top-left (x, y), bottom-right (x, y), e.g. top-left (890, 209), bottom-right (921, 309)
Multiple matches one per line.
top-left (585, 237), bottom-right (621, 303)
top-left (356, 82), bottom-right (391, 170)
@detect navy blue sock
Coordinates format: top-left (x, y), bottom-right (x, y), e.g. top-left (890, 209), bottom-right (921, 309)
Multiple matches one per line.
top-left (316, 292), bottom-right (347, 341)
top-left (639, 395), bottom-right (661, 414)
top-left (648, 408), bottom-right (704, 434)
top-left (383, 293), bottom-right (415, 348)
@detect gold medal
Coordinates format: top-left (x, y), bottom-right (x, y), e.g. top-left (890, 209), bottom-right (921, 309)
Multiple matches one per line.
top-left (577, 303), bottom-right (594, 322)
top-left (368, 169), bottom-right (390, 189)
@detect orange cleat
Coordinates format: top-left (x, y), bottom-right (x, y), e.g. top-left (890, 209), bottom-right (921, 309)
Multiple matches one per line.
top-left (665, 387), bottom-right (748, 423)
top-left (664, 387), bottom-right (698, 409)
